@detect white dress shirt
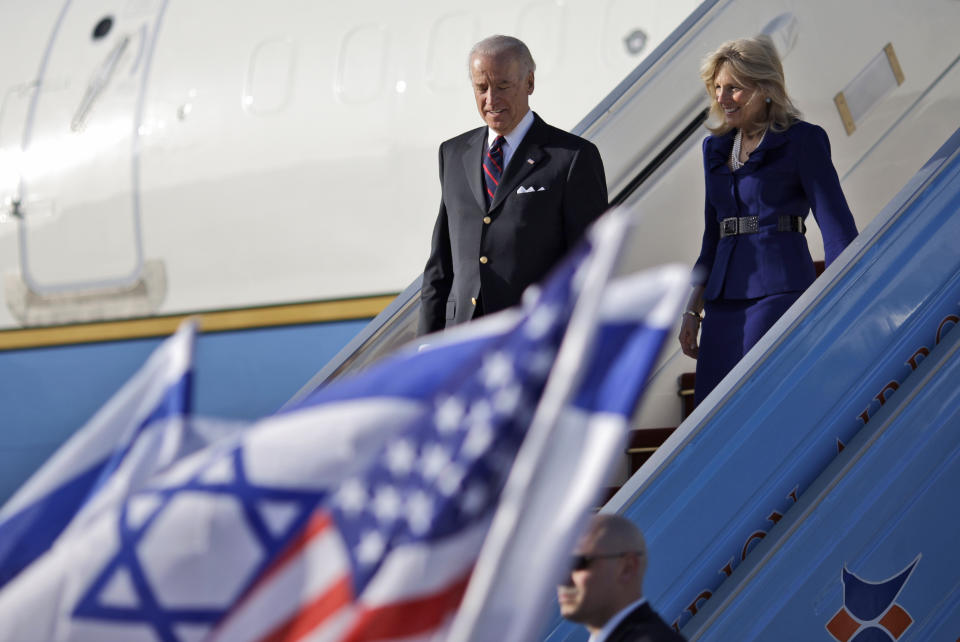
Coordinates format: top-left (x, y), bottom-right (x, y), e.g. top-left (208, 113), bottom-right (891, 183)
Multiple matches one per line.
top-left (487, 109), bottom-right (534, 173)
top-left (588, 597), bottom-right (649, 642)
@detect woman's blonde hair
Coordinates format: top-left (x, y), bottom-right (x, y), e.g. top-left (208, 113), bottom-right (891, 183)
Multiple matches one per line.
top-left (700, 35), bottom-right (801, 135)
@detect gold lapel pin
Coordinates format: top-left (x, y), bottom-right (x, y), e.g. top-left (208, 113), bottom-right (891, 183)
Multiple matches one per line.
top-left (527, 158), bottom-right (535, 165)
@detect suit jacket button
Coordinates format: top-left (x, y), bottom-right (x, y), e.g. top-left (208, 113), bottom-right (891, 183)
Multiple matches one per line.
top-left (479, 256), bottom-right (488, 264)
top-left (471, 297), bottom-right (477, 305)
top-left (483, 216), bottom-right (491, 224)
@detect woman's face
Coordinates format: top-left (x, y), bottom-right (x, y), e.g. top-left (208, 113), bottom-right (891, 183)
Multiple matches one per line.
top-left (714, 63), bottom-right (766, 131)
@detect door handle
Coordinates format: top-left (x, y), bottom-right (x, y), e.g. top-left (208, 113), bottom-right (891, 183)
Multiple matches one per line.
top-left (71, 35), bottom-right (130, 132)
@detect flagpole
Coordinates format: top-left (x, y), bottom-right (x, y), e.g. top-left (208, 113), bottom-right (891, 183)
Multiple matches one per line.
top-left (448, 208), bottom-right (633, 641)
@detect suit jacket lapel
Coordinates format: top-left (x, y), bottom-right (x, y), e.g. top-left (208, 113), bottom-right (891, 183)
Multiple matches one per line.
top-left (737, 126), bottom-right (789, 174)
top-left (461, 127), bottom-right (487, 212)
top-left (489, 113), bottom-right (548, 212)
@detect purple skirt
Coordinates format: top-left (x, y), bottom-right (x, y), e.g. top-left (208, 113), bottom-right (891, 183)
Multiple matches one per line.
top-left (694, 291), bottom-right (801, 405)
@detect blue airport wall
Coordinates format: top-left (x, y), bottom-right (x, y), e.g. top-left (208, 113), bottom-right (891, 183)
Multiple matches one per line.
top-left (0, 319), bottom-right (367, 504)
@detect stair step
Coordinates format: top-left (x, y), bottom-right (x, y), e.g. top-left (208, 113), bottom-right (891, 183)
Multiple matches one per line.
top-left (597, 428), bottom-right (679, 508)
top-left (600, 367), bottom-right (707, 507)
top-left (625, 427), bottom-right (676, 473)
top-left (678, 372), bottom-right (696, 419)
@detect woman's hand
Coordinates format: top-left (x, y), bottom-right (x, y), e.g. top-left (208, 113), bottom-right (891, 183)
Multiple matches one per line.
top-left (679, 285), bottom-right (705, 359)
top-left (679, 313), bottom-right (701, 358)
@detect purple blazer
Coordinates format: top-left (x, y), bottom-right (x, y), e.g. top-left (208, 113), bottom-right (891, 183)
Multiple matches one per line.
top-left (693, 120), bottom-right (858, 301)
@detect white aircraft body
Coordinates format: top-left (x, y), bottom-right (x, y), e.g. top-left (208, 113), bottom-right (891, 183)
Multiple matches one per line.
top-left (306, 0), bottom-right (960, 457)
top-left (0, 0), bottom-right (699, 330)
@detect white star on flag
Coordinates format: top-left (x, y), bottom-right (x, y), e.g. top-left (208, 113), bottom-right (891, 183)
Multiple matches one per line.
top-left (481, 351), bottom-right (515, 389)
top-left (435, 396), bottom-right (466, 434)
top-left (371, 485), bottom-right (402, 523)
top-left (336, 478), bottom-right (367, 516)
top-left (463, 421), bottom-right (495, 460)
top-left (356, 530), bottom-right (386, 565)
top-left (406, 491), bottom-right (435, 535)
top-left (421, 443), bottom-right (451, 481)
top-left (438, 464), bottom-right (467, 497)
top-left (385, 439), bottom-right (417, 475)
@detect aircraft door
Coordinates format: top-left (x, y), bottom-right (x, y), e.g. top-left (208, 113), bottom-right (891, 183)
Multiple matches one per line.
top-left (15, 0), bottom-right (167, 294)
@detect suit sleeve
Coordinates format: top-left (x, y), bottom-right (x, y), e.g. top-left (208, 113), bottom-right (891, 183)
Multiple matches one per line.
top-left (692, 137), bottom-right (719, 286)
top-left (561, 140), bottom-right (608, 246)
top-left (418, 145), bottom-right (453, 336)
top-left (799, 124), bottom-right (858, 267)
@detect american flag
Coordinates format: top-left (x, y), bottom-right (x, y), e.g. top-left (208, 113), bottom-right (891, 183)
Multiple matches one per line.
top-left (0, 210), bottom-right (686, 642)
top-left (213, 239), bottom-right (591, 642)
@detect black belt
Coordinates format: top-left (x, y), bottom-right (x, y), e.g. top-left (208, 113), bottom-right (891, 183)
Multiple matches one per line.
top-left (719, 215), bottom-right (806, 238)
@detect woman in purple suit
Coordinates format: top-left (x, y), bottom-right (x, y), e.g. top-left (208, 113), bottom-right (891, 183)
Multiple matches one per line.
top-left (678, 36), bottom-right (858, 405)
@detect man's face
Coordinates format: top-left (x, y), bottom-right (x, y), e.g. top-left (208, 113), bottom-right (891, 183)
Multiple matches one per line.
top-left (557, 531), bottom-right (624, 631)
top-left (470, 53), bottom-right (533, 135)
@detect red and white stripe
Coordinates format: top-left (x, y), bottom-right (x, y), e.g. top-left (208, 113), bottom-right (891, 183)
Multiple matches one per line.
top-left (213, 513), bottom-right (489, 642)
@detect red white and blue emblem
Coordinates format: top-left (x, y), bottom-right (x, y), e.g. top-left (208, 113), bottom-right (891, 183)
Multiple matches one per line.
top-left (826, 556), bottom-right (920, 642)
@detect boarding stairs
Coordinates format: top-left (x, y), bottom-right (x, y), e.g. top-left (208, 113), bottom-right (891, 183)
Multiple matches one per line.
top-left (544, 124), bottom-right (960, 641)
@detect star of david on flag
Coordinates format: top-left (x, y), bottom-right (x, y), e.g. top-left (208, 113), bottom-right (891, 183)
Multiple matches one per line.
top-left (0, 209), bottom-right (687, 642)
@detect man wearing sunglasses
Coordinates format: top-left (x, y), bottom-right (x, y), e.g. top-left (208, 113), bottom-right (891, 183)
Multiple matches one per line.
top-left (558, 514), bottom-right (685, 641)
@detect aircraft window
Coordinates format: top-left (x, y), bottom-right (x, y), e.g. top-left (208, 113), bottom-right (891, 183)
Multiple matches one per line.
top-left (336, 25), bottom-right (389, 104)
top-left (244, 39), bottom-right (297, 115)
top-left (426, 12), bottom-right (477, 93)
top-left (517, 1), bottom-right (564, 75)
top-left (92, 16), bottom-right (113, 40)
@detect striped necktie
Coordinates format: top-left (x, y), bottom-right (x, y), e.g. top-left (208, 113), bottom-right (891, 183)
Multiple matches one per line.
top-left (483, 135), bottom-right (505, 205)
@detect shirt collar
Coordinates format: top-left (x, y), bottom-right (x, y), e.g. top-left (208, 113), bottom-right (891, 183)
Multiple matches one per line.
top-left (587, 597), bottom-right (648, 642)
top-left (487, 109), bottom-right (534, 149)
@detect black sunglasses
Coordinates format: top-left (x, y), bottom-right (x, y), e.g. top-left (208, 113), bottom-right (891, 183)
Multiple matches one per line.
top-left (570, 551), bottom-right (640, 572)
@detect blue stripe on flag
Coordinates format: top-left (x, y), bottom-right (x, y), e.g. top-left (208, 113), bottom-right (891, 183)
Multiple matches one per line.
top-left (0, 463), bottom-right (106, 587)
top-left (284, 334), bottom-right (507, 411)
top-left (573, 323), bottom-right (670, 415)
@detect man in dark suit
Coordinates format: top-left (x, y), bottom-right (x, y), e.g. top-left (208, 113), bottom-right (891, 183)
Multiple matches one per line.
top-left (417, 35), bottom-right (607, 335)
top-left (558, 514), bottom-right (686, 642)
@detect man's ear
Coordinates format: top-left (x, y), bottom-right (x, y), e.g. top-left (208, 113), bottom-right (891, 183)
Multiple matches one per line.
top-left (619, 552), bottom-right (641, 583)
top-left (527, 71), bottom-right (535, 95)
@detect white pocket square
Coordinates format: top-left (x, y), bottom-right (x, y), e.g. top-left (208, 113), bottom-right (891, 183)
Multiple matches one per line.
top-left (517, 185), bottom-right (546, 194)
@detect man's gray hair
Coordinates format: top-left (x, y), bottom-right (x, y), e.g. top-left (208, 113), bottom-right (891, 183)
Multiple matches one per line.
top-left (468, 35), bottom-right (537, 77)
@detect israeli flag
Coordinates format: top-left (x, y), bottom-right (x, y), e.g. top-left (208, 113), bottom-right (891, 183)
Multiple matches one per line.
top-left (0, 321), bottom-right (205, 588)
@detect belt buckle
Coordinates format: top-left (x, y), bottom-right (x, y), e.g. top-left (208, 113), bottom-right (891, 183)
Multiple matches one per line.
top-left (721, 218), bottom-right (738, 236)
top-left (740, 217), bottom-right (759, 233)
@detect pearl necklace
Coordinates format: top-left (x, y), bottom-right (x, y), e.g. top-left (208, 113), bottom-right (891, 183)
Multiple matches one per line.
top-left (729, 127), bottom-right (766, 171)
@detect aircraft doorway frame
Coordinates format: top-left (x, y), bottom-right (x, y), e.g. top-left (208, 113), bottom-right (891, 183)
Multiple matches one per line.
top-left (14, 0), bottom-right (168, 297)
